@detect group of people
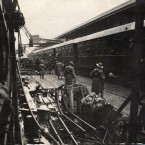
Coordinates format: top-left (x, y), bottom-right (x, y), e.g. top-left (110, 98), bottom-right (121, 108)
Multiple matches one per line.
top-left (37, 60), bottom-right (76, 84)
top-left (35, 58), bottom-right (105, 98)
top-left (53, 60), bottom-right (76, 86)
top-left (35, 59), bottom-right (55, 78)
top-left (56, 61), bottom-right (105, 98)
top-left (32, 59), bottom-right (105, 113)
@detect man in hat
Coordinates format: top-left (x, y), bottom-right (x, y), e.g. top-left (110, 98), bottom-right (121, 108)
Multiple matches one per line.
top-left (90, 62), bottom-right (105, 97)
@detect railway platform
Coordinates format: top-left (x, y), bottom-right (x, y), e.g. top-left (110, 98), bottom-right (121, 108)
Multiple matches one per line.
top-left (31, 73), bottom-right (130, 116)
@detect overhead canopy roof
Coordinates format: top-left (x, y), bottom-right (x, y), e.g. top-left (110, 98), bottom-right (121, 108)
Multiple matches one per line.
top-left (55, 0), bottom-right (136, 39)
top-left (32, 21), bottom-right (141, 54)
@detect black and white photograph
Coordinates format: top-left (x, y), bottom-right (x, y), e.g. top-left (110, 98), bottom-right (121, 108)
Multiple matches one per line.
top-left (0, 0), bottom-right (145, 144)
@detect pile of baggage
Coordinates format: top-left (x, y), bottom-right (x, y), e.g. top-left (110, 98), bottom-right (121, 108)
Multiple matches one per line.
top-left (81, 93), bottom-right (111, 114)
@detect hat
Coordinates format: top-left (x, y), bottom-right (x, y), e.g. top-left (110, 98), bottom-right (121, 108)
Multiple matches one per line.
top-left (69, 61), bottom-right (74, 66)
top-left (96, 62), bottom-right (103, 69)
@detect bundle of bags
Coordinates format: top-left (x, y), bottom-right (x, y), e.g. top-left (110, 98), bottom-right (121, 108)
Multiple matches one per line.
top-left (81, 93), bottom-right (110, 113)
top-left (81, 93), bottom-right (95, 105)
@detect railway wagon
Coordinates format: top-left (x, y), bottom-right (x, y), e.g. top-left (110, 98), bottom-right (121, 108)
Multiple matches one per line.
top-left (31, 21), bottom-right (145, 81)
top-left (30, 0), bottom-right (145, 83)
top-left (55, 42), bottom-right (78, 64)
top-left (73, 22), bottom-right (136, 77)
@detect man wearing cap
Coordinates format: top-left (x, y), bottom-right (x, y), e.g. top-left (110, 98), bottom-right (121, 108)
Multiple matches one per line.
top-left (90, 62), bottom-right (105, 97)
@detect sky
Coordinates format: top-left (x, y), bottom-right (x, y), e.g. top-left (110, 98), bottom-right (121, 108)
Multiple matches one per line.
top-left (18, 0), bottom-right (129, 44)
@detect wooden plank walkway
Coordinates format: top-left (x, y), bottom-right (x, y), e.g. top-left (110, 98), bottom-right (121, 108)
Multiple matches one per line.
top-left (31, 74), bottom-right (131, 115)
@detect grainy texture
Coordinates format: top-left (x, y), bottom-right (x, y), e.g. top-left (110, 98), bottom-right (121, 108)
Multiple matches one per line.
top-left (32, 74), bottom-right (131, 115)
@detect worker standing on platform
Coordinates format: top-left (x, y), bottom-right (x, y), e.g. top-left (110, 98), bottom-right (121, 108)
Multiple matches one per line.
top-left (64, 61), bottom-right (76, 112)
top-left (64, 61), bottom-right (76, 85)
top-left (55, 61), bottom-right (64, 79)
top-left (90, 62), bottom-right (105, 97)
top-left (46, 60), bottom-right (53, 74)
top-left (39, 61), bottom-right (46, 79)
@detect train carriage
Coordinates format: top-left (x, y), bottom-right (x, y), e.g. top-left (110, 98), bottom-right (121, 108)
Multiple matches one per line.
top-left (30, 0), bottom-right (145, 84)
top-left (56, 43), bottom-right (77, 65)
top-left (31, 21), bottom-right (141, 82)
top-left (31, 19), bottom-right (144, 85)
top-left (75, 22), bottom-right (136, 77)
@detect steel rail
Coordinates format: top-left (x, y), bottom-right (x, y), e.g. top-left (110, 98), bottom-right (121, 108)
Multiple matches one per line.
top-left (30, 75), bottom-right (103, 144)
top-left (41, 91), bottom-right (85, 133)
top-left (62, 94), bottom-right (96, 131)
top-left (61, 93), bottom-right (104, 145)
top-left (33, 78), bottom-right (86, 133)
top-left (59, 111), bottom-right (85, 132)
top-left (29, 74), bottom-right (80, 144)
top-left (38, 88), bottom-right (79, 144)
top-left (72, 135), bottom-right (100, 144)
top-left (48, 121), bottom-right (64, 145)
top-left (56, 90), bottom-right (104, 145)
top-left (42, 87), bottom-right (78, 145)
top-left (58, 115), bottom-right (78, 145)
top-left (17, 62), bottom-right (59, 145)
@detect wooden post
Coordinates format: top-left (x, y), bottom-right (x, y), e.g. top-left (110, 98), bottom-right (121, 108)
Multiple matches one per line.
top-left (67, 85), bottom-right (74, 113)
top-left (128, 0), bottom-right (145, 142)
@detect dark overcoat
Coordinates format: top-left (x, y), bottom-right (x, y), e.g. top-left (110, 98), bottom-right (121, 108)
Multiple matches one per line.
top-left (64, 65), bottom-right (76, 86)
top-left (90, 68), bottom-right (105, 95)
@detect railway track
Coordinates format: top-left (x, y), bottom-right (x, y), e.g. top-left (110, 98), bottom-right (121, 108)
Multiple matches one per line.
top-left (18, 58), bottom-right (135, 144)
top-left (17, 64), bottom-right (114, 144)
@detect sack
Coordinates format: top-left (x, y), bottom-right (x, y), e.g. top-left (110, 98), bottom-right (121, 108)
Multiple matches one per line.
top-left (81, 94), bottom-right (94, 105)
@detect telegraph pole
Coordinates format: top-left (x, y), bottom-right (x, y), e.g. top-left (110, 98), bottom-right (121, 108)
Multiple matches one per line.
top-left (128, 0), bottom-right (145, 142)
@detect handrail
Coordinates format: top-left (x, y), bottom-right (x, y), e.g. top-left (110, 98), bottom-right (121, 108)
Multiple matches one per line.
top-left (56, 90), bottom-right (86, 132)
top-left (48, 121), bottom-right (64, 145)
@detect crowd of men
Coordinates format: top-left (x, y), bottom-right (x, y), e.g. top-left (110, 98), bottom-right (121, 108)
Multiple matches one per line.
top-left (21, 58), bottom-right (105, 98)
top-left (30, 58), bottom-right (76, 86)
top-left (20, 58), bottom-right (105, 113)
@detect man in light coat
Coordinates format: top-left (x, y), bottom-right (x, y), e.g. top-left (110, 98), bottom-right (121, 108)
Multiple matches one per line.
top-left (55, 61), bottom-right (64, 79)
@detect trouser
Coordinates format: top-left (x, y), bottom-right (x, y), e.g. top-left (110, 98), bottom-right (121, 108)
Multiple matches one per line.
top-left (40, 74), bottom-right (44, 78)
